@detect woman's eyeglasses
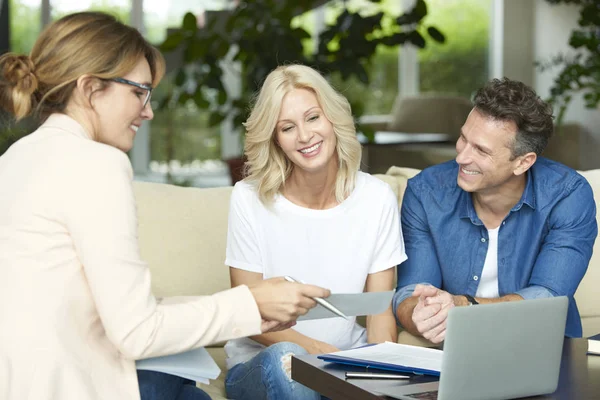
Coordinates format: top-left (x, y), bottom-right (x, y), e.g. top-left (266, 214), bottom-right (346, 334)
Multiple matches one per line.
top-left (110, 77), bottom-right (153, 107)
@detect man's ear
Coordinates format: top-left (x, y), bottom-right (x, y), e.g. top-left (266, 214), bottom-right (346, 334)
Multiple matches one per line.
top-left (514, 152), bottom-right (537, 176)
top-left (74, 75), bottom-right (103, 109)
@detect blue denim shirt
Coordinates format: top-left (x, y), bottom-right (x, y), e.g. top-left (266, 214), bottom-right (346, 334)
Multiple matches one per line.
top-left (393, 157), bottom-right (597, 337)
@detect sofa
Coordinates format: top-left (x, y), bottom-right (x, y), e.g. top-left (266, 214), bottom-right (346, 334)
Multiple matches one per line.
top-left (133, 166), bottom-right (600, 400)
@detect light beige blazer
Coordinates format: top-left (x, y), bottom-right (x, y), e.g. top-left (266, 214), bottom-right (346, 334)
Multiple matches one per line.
top-left (0, 114), bottom-right (262, 400)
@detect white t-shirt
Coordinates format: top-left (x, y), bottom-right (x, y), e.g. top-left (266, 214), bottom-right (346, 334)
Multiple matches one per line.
top-left (476, 227), bottom-right (500, 298)
top-left (224, 172), bottom-right (407, 369)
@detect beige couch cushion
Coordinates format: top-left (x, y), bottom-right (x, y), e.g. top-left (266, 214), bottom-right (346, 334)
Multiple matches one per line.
top-left (379, 166), bottom-right (421, 207)
top-left (134, 182), bottom-right (234, 298)
top-left (574, 170), bottom-right (600, 337)
top-left (134, 182), bottom-right (234, 398)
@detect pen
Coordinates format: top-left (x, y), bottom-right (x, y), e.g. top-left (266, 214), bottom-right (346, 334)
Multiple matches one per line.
top-left (283, 276), bottom-right (349, 320)
top-left (345, 372), bottom-right (410, 380)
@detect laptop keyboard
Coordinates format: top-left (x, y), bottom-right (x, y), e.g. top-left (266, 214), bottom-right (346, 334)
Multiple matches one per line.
top-left (405, 390), bottom-right (439, 399)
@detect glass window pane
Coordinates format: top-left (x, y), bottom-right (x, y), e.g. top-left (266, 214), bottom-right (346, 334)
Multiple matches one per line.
top-left (144, 1), bottom-right (231, 184)
top-left (419, 0), bottom-right (491, 97)
top-left (144, 0), bottom-right (230, 45)
top-left (150, 75), bottom-right (222, 164)
top-left (50, 0), bottom-right (131, 22)
top-left (9, 0), bottom-right (41, 54)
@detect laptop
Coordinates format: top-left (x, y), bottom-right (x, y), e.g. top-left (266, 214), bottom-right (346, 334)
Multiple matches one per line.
top-left (377, 296), bottom-right (568, 400)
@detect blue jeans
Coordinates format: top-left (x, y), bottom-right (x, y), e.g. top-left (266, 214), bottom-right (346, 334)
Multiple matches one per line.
top-left (137, 370), bottom-right (212, 400)
top-left (225, 342), bottom-right (322, 400)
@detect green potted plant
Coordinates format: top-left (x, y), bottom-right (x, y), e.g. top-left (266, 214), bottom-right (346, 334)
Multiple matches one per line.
top-left (540, 0), bottom-right (599, 124)
top-left (159, 0), bottom-right (445, 183)
top-left (536, 0), bottom-right (599, 169)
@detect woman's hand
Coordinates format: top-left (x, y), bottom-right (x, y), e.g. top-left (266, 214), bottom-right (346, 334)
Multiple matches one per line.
top-left (248, 277), bottom-right (331, 323)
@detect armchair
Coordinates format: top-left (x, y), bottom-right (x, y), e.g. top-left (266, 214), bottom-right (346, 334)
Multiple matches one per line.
top-left (359, 93), bottom-right (472, 173)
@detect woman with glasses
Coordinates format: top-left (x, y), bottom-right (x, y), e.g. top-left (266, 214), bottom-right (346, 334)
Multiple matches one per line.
top-left (0, 11), bottom-right (330, 400)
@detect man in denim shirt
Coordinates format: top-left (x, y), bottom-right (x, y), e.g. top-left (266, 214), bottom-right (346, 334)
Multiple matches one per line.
top-left (393, 78), bottom-right (597, 342)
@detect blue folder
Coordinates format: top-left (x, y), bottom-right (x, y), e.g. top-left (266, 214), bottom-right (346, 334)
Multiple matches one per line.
top-left (317, 353), bottom-right (441, 377)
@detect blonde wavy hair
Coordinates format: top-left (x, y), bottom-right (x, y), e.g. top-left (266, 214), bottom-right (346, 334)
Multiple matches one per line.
top-left (0, 11), bottom-right (165, 122)
top-left (244, 64), bottom-right (362, 205)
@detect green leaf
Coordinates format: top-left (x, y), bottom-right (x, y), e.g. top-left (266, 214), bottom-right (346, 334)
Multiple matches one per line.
top-left (193, 91), bottom-right (210, 109)
top-left (382, 32), bottom-right (409, 46)
top-left (293, 27), bottom-right (312, 40)
top-left (160, 31), bottom-right (186, 52)
top-left (233, 113), bottom-right (247, 129)
top-left (427, 26), bottom-right (446, 43)
top-left (208, 112), bottom-right (227, 127)
top-left (396, 12), bottom-right (418, 26)
top-left (184, 38), bottom-right (206, 63)
top-left (356, 64), bottom-right (369, 85)
top-left (177, 92), bottom-right (191, 105)
top-left (408, 31), bottom-right (426, 48)
top-left (182, 12), bottom-right (197, 33)
top-left (217, 90), bottom-right (228, 106)
top-left (232, 98), bottom-right (248, 109)
top-left (360, 124), bottom-right (376, 144)
top-left (174, 69), bottom-right (187, 86)
top-left (413, 0), bottom-right (428, 20)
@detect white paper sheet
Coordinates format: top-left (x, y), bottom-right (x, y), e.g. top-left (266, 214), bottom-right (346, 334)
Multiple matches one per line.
top-left (298, 290), bottom-right (395, 321)
top-left (588, 339), bottom-right (600, 355)
top-left (329, 341), bottom-right (443, 372)
top-left (136, 347), bottom-right (221, 384)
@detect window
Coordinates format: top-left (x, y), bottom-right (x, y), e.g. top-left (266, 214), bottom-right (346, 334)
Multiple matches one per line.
top-left (1, 0), bottom-right (493, 186)
top-left (142, 1), bottom-right (233, 186)
top-left (50, 0), bottom-right (131, 21)
top-left (9, 0), bottom-right (41, 54)
top-left (419, 0), bottom-right (491, 97)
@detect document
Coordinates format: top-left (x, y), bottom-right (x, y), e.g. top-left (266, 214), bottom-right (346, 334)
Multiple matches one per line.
top-left (298, 290), bottom-right (394, 321)
top-left (588, 338), bottom-right (600, 356)
top-left (318, 341), bottom-right (442, 376)
top-left (136, 347), bottom-right (221, 384)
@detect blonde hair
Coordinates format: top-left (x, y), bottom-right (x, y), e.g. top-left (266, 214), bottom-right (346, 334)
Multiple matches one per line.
top-left (244, 64), bottom-right (362, 205)
top-left (0, 11), bottom-right (165, 122)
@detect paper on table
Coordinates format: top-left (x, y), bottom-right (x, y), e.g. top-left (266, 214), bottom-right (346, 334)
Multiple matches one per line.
top-left (326, 341), bottom-right (443, 373)
top-left (136, 347), bottom-right (221, 384)
top-left (588, 339), bottom-right (600, 355)
top-left (298, 290), bottom-right (394, 321)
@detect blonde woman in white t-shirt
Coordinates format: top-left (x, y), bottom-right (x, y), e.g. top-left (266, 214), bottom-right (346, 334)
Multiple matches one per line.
top-left (224, 64), bottom-right (407, 400)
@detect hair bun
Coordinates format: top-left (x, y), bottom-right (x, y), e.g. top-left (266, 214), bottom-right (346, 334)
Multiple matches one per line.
top-left (2, 54), bottom-right (39, 96)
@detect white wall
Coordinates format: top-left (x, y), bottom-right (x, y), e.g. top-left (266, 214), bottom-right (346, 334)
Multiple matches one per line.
top-left (533, 0), bottom-right (600, 170)
top-left (493, 0), bottom-right (535, 86)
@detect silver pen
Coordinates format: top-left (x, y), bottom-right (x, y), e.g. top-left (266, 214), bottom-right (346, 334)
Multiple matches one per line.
top-left (284, 276), bottom-right (349, 319)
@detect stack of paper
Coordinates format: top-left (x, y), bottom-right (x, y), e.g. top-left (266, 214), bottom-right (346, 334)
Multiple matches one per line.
top-left (136, 347), bottom-right (221, 384)
top-left (588, 339), bottom-right (600, 356)
top-left (318, 341), bottom-right (443, 376)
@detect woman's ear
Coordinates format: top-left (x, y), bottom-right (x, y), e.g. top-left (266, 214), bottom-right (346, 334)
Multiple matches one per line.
top-left (74, 75), bottom-right (103, 109)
